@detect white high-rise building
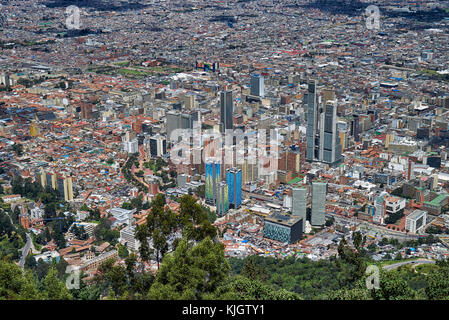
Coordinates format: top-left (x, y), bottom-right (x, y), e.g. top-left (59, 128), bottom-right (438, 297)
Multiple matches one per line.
top-left (292, 187), bottom-right (307, 232)
top-left (124, 138), bottom-right (139, 154)
top-left (311, 182), bottom-right (326, 226)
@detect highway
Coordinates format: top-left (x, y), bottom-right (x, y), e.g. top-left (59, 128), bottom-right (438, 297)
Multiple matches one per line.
top-left (18, 233), bottom-right (32, 270)
top-left (383, 259), bottom-right (435, 271)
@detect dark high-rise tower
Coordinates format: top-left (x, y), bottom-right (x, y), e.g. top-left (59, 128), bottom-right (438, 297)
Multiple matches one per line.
top-left (306, 80), bottom-right (318, 162)
top-left (319, 101), bottom-right (342, 165)
top-left (250, 74), bottom-right (264, 97)
top-left (220, 90), bottom-right (233, 133)
top-left (351, 114), bottom-right (360, 142)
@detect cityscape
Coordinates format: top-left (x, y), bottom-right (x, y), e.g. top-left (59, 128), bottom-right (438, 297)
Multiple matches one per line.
top-left (1, 0), bottom-right (449, 304)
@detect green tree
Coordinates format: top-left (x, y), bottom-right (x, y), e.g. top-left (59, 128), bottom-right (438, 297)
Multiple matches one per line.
top-left (179, 195), bottom-right (216, 241)
top-left (147, 237), bottom-right (229, 300)
top-left (42, 267), bottom-right (72, 300)
top-left (0, 259), bottom-right (41, 299)
top-left (425, 260), bottom-right (449, 299)
top-left (241, 256), bottom-right (266, 282)
top-left (96, 258), bottom-right (127, 298)
top-left (140, 194), bottom-right (178, 269)
top-left (207, 276), bottom-right (301, 300)
top-left (118, 244), bottom-right (129, 259)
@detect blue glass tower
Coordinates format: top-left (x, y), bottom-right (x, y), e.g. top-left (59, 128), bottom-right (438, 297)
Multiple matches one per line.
top-left (226, 168), bottom-right (242, 209)
top-left (205, 161), bottom-right (221, 204)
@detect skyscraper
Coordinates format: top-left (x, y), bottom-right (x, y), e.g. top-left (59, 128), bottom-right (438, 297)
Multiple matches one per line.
top-left (146, 134), bottom-right (167, 158)
top-left (227, 168), bottom-right (242, 209)
top-left (306, 80), bottom-right (318, 162)
top-left (292, 187), bottom-right (307, 232)
top-left (306, 81), bottom-right (342, 166)
top-left (311, 182), bottom-right (327, 226)
top-left (166, 110), bottom-right (199, 140)
top-left (250, 74), bottom-right (264, 97)
top-left (64, 175), bottom-right (74, 202)
top-left (220, 90), bottom-right (233, 133)
top-left (319, 100), bottom-right (342, 165)
top-left (216, 182), bottom-right (229, 216)
top-left (205, 161), bottom-right (221, 204)
top-left (351, 114), bottom-right (360, 142)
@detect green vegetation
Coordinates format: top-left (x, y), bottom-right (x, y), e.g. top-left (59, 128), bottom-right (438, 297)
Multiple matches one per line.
top-left (117, 68), bottom-right (151, 79)
top-left (122, 154), bottom-right (148, 193)
top-left (385, 208), bottom-right (404, 225)
top-left (114, 61), bottom-right (131, 67)
top-left (0, 257), bottom-right (73, 300)
top-left (93, 218), bottom-right (120, 245)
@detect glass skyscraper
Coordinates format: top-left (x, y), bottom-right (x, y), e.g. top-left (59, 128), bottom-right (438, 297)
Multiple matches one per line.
top-left (250, 74), bottom-right (264, 97)
top-left (311, 182), bottom-right (327, 226)
top-left (319, 101), bottom-right (342, 165)
top-left (220, 90), bottom-right (233, 133)
top-left (216, 182), bottom-right (229, 216)
top-left (306, 80), bottom-right (318, 162)
top-left (205, 161), bottom-right (221, 204)
top-left (226, 168), bottom-right (242, 209)
top-left (292, 187), bottom-right (307, 232)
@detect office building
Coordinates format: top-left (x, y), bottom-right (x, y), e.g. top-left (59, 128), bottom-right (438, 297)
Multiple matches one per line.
top-left (319, 100), bottom-right (342, 165)
top-left (184, 94), bottom-right (196, 109)
top-left (351, 115), bottom-right (360, 142)
top-left (123, 131), bottom-right (139, 154)
top-left (311, 182), bottom-right (327, 226)
top-left (306, 80), bottom-right (318, 161)
top-left (124, 138), bottom-right (139, 154)
top-left (227, 168), bottom-right (242, 209)
top-left (216, 182), bottom-right (229, 216)
top-left (263, 214), bottom-right (303, 244)
top-left (405, 210), bottom-right (427, 234)
top-left (238, 159), bottom-right (258, 184)
top-left (220, 90), bottom-right (233, 133)
top-left (205, 161), bottom-right (221, 204)
top-left (292, 187), bottom-right (307, 231)
top-left (166, 110), bottom-right (199, 139)
top-left (120, 226), bottom-right (141, 251)
top-left (250, 74), bottom-right (264, 97)
top-left (146, 134), bottom-right (167, 158)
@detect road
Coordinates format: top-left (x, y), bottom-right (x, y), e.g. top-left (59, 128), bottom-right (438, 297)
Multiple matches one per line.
top-left (382, 259), bottom-right (435, 271)
top-left (325, 212), bottom-right (421, 240)
top-left (18, 233), bottom-right (32, 270)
